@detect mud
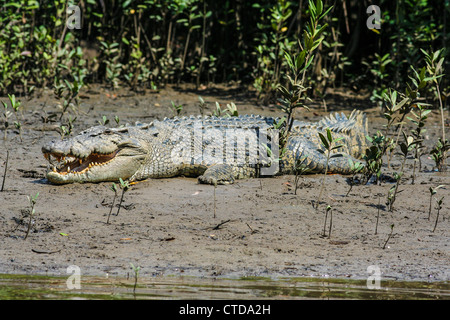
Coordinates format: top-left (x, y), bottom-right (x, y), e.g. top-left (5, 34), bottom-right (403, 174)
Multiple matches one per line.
top-left (0, 84), bottom-right (448, 282)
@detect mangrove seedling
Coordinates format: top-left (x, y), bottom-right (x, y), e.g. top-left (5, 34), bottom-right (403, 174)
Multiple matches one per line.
top-left (58, 116), bottom-right (76, 139)
top-left (382, 224), bottom-right (394, 250)
top-left (213, 101), bottom-right (237, 117)
top-left (129, 263), bottom-right (140, 294)
top-left (198, 96), bottom-right (206, 116)
top-left (114, 115), bottom-right (120, 127)
top-left (213, 102), bottom-right (224, 117)
top-left (1, 150), bottom-right (9, 192)
top-left (407, 103), bottom-right (431, 183)
top-left (428, 184), bottom-right (444, 220)
top-left (53, 78), bottom-right (82, 120)
top-left (107, 182), bottom-right (118, 224)
top-left (8, 94), bottom-right (22, 117)
top-left (381, 58), bottom-right (438, 170)
top-left (421, 48), bottom-right (446, 167)
top-left (315, 128), bottom-right (343, 209)
top-left (225, 102), bottom-right (239, 117)
top-left (387, 132), bottom-right (417, 212)
top-left (2, 100), bottom-right (12, 140)
top-left (277, 0), bottom-right (332, 147)
top-left (116, 178), bottom-right (130, 217)
top-left (428, 185), bottom-right (444, 220)
top-left (385, 184), bottom-right (400, 214)
top-left (322, 205), bottom-right (332, 238)
top-left (24, 192), bottom-right (39, 240)
top-left (345, 158), bottom-right (364, 196)
top-left (100, 41), bottom-right (122, 90)
top-left (375, 193), bottom-right (382, 235)
top-left (213, 183), bottom-right (217, 219)
top-left (381, 88), bottom-right (409, 167)
top-left (430, 138), bottom-right (449, 172)
top-left (363, 132), bottom-right (386, 184)
top-left (170, 101), bottom-right (183, 116)
top-left (98, 115), bottom-right (109, 126)
top-left (432, 196), bottom-right (444, 233)
top-left (4, 94), bottom-right (23, 142)
top-left (293, 158), bottom-right (311, 195)
top-left (14, 121), bottom-right (22, 142)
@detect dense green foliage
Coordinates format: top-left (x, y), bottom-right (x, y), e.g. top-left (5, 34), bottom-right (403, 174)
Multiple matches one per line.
top-left (0, 0), bottom-right (448, 104)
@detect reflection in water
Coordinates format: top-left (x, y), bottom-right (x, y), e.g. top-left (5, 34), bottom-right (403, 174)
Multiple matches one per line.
top-left (0, 274), bottom-right (448, 300)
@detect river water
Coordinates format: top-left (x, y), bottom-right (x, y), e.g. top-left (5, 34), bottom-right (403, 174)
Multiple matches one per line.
top-left (0, 273), bottom-right (448, 300)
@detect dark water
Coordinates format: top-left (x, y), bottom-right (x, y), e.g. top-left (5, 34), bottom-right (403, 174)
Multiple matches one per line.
top-left (0, 273), bottom-right (448, 300)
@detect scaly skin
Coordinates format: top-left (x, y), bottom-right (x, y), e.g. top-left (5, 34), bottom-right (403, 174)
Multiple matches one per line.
top-left (42, 111), bottom-right (368, 185)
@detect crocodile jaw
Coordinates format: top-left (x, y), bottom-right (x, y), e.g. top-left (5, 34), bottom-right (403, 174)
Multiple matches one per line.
top-left (45, 155), bottom-right (142, 184)
top-left (43, 147), bottom-right (146, 184)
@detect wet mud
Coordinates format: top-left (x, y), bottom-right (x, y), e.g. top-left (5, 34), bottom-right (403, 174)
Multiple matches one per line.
top-left (0, 84), bottom-right (448, 282)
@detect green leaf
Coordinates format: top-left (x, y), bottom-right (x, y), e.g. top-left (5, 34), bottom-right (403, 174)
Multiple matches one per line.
top-left (330, 153), bottom-right (343, 158)
top-left (304, 54), bottom-right (315, 70)
top-left (326, 128), bottom-right (332, 142)
top-left (295, 51), bottom-right (306, 70)
top-left (122, 0), bottom-right (132, 8)
top-left (316, 0), bottom-right (323, 16)
top-left (318, 132), bottom-right (329, 149)
top-left (436, 57), bottom-right (444, 73)
top-left (393, 97), bottom-right (410, 112)
top-left (422, 109), bottom-right (432, 117)
top-left (419, 66), bottom-right (426, 81)
top-left (400, 143), bottom-right (408, 156)
top-left (310, 37), bottom-right (324, 51)
top-left (4, 2), bottom-right (22, 8)
top-left (309, 0), bottom-right (317, 18)
top-left (284, 51), bottom-right (294, 70)
top-left (315, 24), bottom-right (328, 38)
top-left (319, 5), bottom-right (334, 20)
top-left (277, 85), bottom-right (290, 98)
top-left (433, 49), bottom-right (441, 61)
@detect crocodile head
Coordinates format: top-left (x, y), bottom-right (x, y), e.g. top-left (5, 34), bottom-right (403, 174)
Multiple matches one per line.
top-left (42, 125), bottom-right (148, 184)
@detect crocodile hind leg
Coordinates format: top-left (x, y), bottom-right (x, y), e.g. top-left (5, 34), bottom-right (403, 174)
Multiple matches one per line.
top-left (282, 138), bottom-right (362, 175)
top-left (198, 164), bottom-right (259, 185)
top-left (198, 164), bottom-right (235, 185)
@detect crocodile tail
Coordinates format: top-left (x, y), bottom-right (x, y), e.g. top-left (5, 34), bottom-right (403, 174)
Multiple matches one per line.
top-left (317, 109), bottom-right (365, 132)
top-left (318, 109), bottom-right (368, 158)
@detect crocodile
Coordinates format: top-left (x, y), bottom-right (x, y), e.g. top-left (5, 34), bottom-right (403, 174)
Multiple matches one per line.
top-left (42, 110), bottom-right (368, 185)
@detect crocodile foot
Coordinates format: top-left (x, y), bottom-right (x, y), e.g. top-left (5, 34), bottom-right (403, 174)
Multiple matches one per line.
top-left (198, 164), bottom-right (235, 185)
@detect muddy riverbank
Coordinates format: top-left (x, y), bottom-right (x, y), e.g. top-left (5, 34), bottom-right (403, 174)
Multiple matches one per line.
top-left (0, 84), bottom-right (448, 282)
